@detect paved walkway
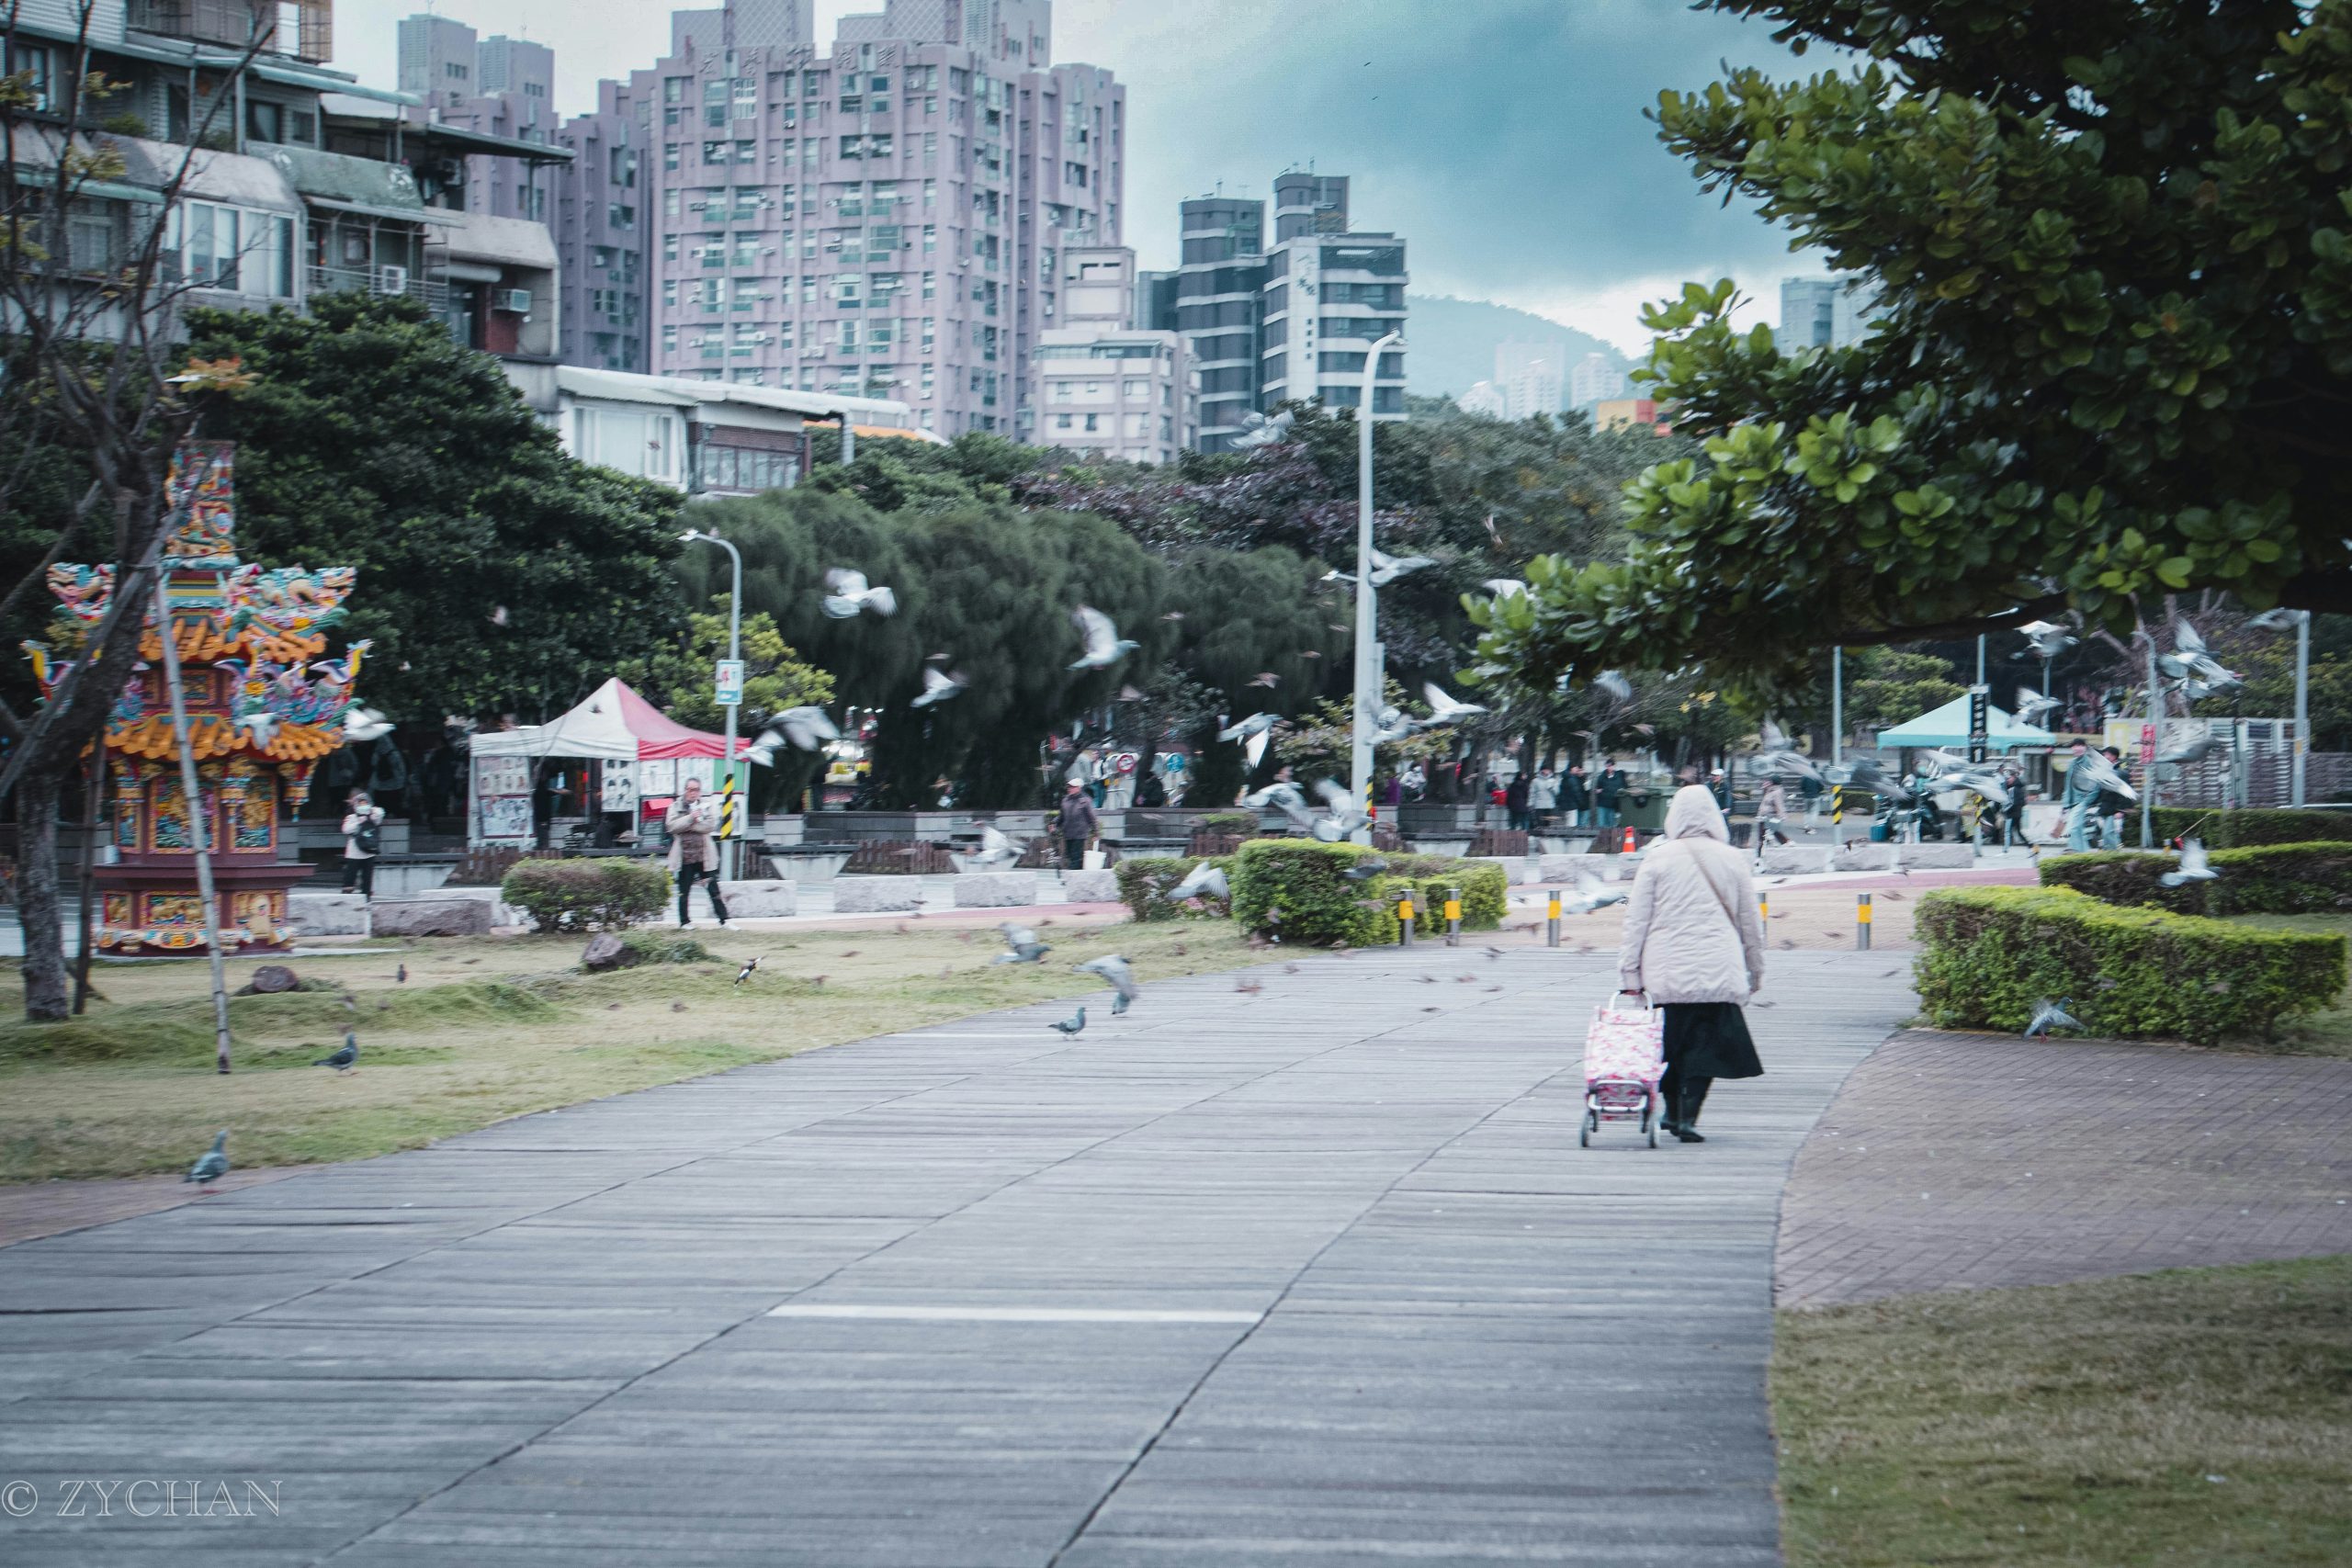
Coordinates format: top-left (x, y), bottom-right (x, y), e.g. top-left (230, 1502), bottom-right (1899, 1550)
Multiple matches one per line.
top-left (1777, 1030), bottom-right (2352, 1307)
top-left (0, 946), bottom-right (1910, 1567)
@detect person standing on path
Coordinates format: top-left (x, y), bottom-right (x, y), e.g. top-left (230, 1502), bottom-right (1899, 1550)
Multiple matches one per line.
top-left (340, 790), bottom-right (385, 898)
top-left (1561, 762), bottom-right (1589, 829)
top-left (2060, 738), bottom-right (2100, 852)
top-left (1593, 759), bottom-right (1627, 829)
top-left (1059, 777), bottom-right (1100, 872)
top-left (667, 776), bottom-right (729, 928)
top-left (1615, 785), bottom-right (1767, 1143)
top-left (1754, 776), bottom-right (1792, 848)
top-left (1505, 772), bottom-right (1531, 831)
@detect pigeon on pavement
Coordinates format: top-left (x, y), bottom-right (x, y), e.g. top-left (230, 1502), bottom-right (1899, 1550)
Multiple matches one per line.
top-left (1049, 1006), bottom-right (1087, 1038)
top-left (185, 1131), bottom-right (229, 1189)
top-left (820, 568), bottom-right (897, 618)
top-left (2024, 998), bottom-right (2084, 1037)
top-left (313, 1032), bottom-right (357, 1072)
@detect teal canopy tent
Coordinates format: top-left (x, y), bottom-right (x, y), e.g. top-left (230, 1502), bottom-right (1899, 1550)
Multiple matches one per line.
top-left (1876, 695), bottom-right (2057, 753)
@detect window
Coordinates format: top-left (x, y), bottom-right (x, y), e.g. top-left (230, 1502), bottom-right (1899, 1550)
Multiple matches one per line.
top-left (662, 232), bottom-right (679, 263)
top-left (1083, 413), bottom-right (1100, 433)
top-left (735, 76), bottom-right (759, 118)
top-left (921, 316), bottom-right (934, 351)
top-left (1082, 381), bottom-right (1103, 400)
top-left (1123, 378), bottom-right (1147, 400)
top-left (664, 188), bottom-right (682, 219)
top-left (803, 71), bottom-right (825, 97)
top-left (704, 78), bottom-right (729, 129)
top-left (1125, 413), bottom-right (1146, 439)
top-left (5, 41), bottom-right (53, 113)
top-left (1055, 413), bottom-right (1073, 431)
top-left (922, 178), bottom-right (936, 209)
top-left (610, 147), bottom-right (637, 188)
top-left (662, 279), bottom-right (678, 308)
top-left (664, 143), bottom-right (681, 172)
top-left (1051, 380), bottom-right (1072, 402)
top-left (838, 320), bottom-right (858, 350)
top-left (735, 139), bottom-right (756, 164)
top-left (920, 364), bottom-right (934, 399)
top-left (665, 76), bottom-right (688, 104)
top-left (831, 273), bottom-right (863, 306)
top-left (607, 202), bottom-right (635, 231)
top-left (662, 324), bottom-right (678, 355)
top-left (703, 141), bottom-right (729, 165)
top-left (170, 202), bottom-right (295, 298)
top-left (921, 270), bottom-right (935, 300)
top-left (732, 232), bottom-right (759, 266)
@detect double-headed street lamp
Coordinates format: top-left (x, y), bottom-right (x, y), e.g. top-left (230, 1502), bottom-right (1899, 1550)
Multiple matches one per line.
top-left (1348, 330), bottom-right (1406, 839)
top-left (681, 526), bottom-right (744, 875)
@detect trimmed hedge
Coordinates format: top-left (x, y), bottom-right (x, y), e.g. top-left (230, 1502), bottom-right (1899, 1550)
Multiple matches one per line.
top-left (1915, 886), bottom-right (2346, 1045)
top-left (1227, 840), bottom-right (1506, 946)
top-left (2148, 807), bottom-right (2352, 848)
top-left (502, 858), bottom-right (672, 933)
top-left (1115, 855), bottom-right (1236, 922)
top-left (2041, 840), bottom-right (2352, 916)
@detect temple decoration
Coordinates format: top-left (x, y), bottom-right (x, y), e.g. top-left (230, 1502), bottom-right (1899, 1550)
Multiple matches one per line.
top-left (28, 441), bottom-right (368, 954)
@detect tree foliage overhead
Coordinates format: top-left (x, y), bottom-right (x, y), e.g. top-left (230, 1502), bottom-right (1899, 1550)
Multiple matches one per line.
top-left (1475, 0), bottom-right (2352, 705)
top-left (184, 295), bottom-right (684, 725)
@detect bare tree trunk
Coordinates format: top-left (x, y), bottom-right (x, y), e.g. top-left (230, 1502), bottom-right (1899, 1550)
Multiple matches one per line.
top-left (72, 761), bottom-right (100, 1014)
top-left (17, 771), bottom-right (68, 1021)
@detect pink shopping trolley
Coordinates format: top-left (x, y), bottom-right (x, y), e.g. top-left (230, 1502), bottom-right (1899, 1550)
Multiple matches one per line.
top-left (1580, 992), bottom-right (1664, 1148)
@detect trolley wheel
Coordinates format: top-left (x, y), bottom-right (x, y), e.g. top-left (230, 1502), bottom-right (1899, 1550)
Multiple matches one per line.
top-left (1647, 1118), bottom-right (1659, 1149)
top-left (1579, 1109), bottom-right (1596, 1148)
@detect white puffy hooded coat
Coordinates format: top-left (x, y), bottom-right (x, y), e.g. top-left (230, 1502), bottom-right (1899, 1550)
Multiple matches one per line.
top-left (1617, 785), bottom-right (1766, 1005)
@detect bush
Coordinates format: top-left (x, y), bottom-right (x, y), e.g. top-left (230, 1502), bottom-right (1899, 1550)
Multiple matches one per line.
top-left (2041, 840), bottom-right (2352, 915)
top-left (1198, 811), bottom-right (1256, 834)
top-left (1227, 840), bottom-right (1507, 945)
top-left (2149, 807), bottom-right (2352, 847)
top-left (1115, 855), bottom-right (1235, 922)
top-left (502, 858), bottom-right (672, 933)
top-left (1914, 886), bottom-right (2345, 1044)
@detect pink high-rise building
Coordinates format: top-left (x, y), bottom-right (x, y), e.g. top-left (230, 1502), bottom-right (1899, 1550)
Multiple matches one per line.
top-left (552, 0), bottom-right (1123, 437)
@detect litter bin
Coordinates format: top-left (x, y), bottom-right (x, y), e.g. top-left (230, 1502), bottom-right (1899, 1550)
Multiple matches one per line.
top-left (1619, 788), bottom-right (1668, 834)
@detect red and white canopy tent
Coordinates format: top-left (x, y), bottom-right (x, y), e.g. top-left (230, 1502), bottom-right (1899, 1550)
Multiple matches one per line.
top-left (467, 678), bottom-right (750, 846)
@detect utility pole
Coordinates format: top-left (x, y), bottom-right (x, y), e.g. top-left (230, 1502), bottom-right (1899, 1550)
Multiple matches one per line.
top-left (2295, 610), bottom-right (2312, 807)
top-left (151, 571), bottom-right (232, 1073)
top-left (1830, 646), bottom-right (1843, 768)
top-left (2142, 626), bottom-right (2160, 849)
top-left (682, 528), bottom-right (745, 876)
top-left (1348, 331), bottom-right (1404, 840)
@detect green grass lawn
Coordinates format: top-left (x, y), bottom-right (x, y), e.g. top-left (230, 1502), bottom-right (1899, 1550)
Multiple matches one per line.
top-left (2227, 912), bottom-right (2352, 1057)
top-left (0, 912), bottom-right (1247, 1182)
top-left (1775, 1255), bottom-right (2352, 1568)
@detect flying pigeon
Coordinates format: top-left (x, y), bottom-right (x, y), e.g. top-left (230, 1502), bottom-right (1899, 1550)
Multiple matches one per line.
top-left (1048, 1006), bottom-right (1087, 1037)
top-left (771, 706), bottom-right (840, 751)
top-left (2065, 749), bottom-right (2137, 803)
top-left (1069, 605), bottom-right (1138, 670)
top-left (341, 707), bottom-right (393, 743)
top-left (2160, 620), bottom-right (2243, 689)
top-left (1341, 855), bottom-right (1390, 882)
top-left (233, 710), bottom-right (281, 751)
top-left (992, 922), bottom-right (1052, 964)
top-left (969, 825), bottom-right (1023, 867)
top-left (1420, 682), bottom-right (1487, 726)
top-left (2157, 730), bottom-right (2229, 766)
top-left (1562, 870), bottom-right (1629, 915)
top-left (1481, 578), bottom-right (1528, 599)
top-left (1244, 781), bottom-right (1319, 833)
top-left (2159, 839), bottom-right (2218, 887)
top-left (2014, 686), bottom-right (2061, 726)
top-left (184, 1130), bottom-right (229, 1189)
top-left (1309, 777), bottom-right (1370, 842)
top-left (1364, 547), bottom-right (1433, 588)
top-left (2016, 619), bottom-right (2078, 660)
top-left (735, 955), bottom-right (760, 986)
top-left (313, 1032), bottom-right (357, 1072)
top-left (910, 664), bottom-right (967, 709)
top-left (1167, 861), bottom-right (1229, 902)
top-left (820, 567), bottom-right (897, 618)
top-left (1219, 712), bottom-right (1277, 743)
top-left (1231, 408), bottom-right (1295, 449)
top-left (2246, 607), bottom-right (2306, 631)
top-left (1368, 704), bottom-right (1418, 744)
top-left (2024, 997), bottom-right (2083, 1037)
top-left (1076, 954), bottom-right (1138, 1013)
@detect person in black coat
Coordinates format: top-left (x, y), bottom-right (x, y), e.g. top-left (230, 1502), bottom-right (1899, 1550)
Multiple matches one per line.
top-left (1505, 773), bottom-right (1531, 830)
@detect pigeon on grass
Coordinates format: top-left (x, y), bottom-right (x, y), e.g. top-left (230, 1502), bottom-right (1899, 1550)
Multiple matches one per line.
top-left (313, 1032), bottom-right (357, 1072)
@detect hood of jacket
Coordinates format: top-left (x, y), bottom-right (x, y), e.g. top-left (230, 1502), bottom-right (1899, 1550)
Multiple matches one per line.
top-left (1665, 784), bottom-right (1729, 842)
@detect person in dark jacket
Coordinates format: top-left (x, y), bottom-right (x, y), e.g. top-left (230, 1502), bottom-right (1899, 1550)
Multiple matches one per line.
top-left (1593, 760), bottom-right (1628, 829)
top-left (1561, 764), bottom-right (1591, 828)
top-left (1505, 773), bottom-right (1531, 830)
top-left (1059, 778), bottom-right (1100, 870)
top-left (2097, 748), bottom-right (2132, 850)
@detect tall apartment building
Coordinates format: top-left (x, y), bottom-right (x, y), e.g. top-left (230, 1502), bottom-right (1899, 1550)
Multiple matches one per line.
top-left (1172, 172), bottom-right (1405, 452)
top-left (1492, 339), bottom-right (1563, 420)
top-left (396, 16), bottom-right (559, 223)
top-left (1032, 245), bottom-right (1193, 464)
top-left (546, 0), bottom-right (1123, 437)
top-left (1779, 276), bottom-right (1875, 349)
top-left (1568, 349), bottom-right (1629, 411)
top-left (554, 80), bottom-right (650, 371)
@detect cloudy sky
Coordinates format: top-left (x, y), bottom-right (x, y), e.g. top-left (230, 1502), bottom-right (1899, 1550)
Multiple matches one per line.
top-left (334, 0), bottom-right (1826, 353)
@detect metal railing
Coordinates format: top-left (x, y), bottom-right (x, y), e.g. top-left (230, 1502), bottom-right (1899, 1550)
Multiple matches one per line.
top-left (306, 265), bottom-right (447, 312)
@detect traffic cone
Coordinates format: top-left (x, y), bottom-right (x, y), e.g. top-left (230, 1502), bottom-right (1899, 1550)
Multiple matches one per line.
top-left (1621, 824), bottom-right (1636, 854)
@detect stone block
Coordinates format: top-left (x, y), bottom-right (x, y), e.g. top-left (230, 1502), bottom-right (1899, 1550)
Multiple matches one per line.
top-left (1832, 844), bottom-right (1896, 873)
top-left (1897, 842), bottom-right (1976, 869)
top-left (718, 879), bottom-right (797, 918)
top-left (831, 877), bottom-right (922, 914)
top-left (287, 892), bottom-right (369, 935)
top-left (369, 897), bottom-right (493, 938)
top-left (953, 872), bottom-right (1036, 908)
top-left (1059, 869), bottom-right (1120, 903)
top-left (581, 934), bottom-right (637, 972)
top-left (1758, 845), bottom-right (1838, 875)
top-left (1474, 855), bottom-right (1534, 886)
top-left (1404, 839), bottom-right (1471, 859)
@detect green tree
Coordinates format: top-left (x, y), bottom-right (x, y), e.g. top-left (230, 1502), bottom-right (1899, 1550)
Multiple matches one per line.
top-left (1476, 0), bottom-right (2352, 705)
top-left (615, 605), bottom-right (834, 731)
top-left (1839, 649), bottom-right (1965, 738)
top-left (184, 295), bottom-right (684, 725)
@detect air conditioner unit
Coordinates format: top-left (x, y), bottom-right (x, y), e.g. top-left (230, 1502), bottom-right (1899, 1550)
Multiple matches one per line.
top-left (747, 333), bottom-right (771, 344)
top-left (375, 264), bottom-right (410, 296)
top-left (494, 288), bottom-right (533, 313)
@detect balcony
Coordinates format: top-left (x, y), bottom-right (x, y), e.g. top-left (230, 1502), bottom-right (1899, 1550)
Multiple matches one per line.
top-left (307, 264), bottom-right (445, 311)
top-left (130, 0), bottom-right (332, 64)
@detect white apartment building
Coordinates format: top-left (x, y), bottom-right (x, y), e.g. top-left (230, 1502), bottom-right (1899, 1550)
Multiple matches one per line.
top-left (1033, 245), bottom-right (1192, 463)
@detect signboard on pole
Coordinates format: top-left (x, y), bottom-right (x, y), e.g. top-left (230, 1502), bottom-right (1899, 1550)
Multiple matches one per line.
top-left (472, 755), bottom-right (534, 845)
top-left (1965, 683), bottom-right (1990, 764)
top-left (2139, 724), bottom-right (2156, 766)
top-left (714, 660), bottom-right (746, 707)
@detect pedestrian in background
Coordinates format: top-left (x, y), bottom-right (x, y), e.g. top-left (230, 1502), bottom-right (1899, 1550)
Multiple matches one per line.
top-left (1562, 763), bottom-right (1590, 828)
top-left (2061, 738), bottom-right (2099, 852)
top-left (1594, 758), bottom-right (1627, 829)
top-left (340, 790), bottom-right (384, 899)
top-left (667, 777), bottom-right (729, 928)
top-left (1755, 776), bottom-right (1791, 847)
top-left (1615, 785), bottom-right (1767, 1143)
top-left (1059, 777), bottom-right (1099, 871)
top-left (1529, 765), bottom-right (1559, 830)
top-left (2098, 746), bottom-right (2132, 850)
top-left (1505, 772), bottom-right (1531, 831)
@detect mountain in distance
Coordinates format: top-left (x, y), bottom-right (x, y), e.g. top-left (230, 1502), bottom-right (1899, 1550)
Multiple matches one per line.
top-left (1403, 293), bottom-right (1640, 406)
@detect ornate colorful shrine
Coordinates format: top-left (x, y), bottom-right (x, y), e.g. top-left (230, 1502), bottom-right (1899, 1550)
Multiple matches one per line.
top-left (25, 442), bottom-right (367, 954)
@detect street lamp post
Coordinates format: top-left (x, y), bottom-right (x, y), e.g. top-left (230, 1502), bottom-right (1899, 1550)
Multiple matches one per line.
top-left (682, 527), bottom-right (744, 876)
top-left (1349, 331), bottom-right (1405, 840)
top-left (2294, 610), bottom-right (2312, 807)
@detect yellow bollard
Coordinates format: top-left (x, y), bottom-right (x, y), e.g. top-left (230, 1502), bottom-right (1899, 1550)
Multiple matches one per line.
top-left (1444, 890), bottom-right (1463, 947)
top-left (1398, 895), bottom-right (1416, 946)
top-left (1857, 891), bottom-right (1874, 951)
top-left (1546, 892), bottom-right (1562, 948)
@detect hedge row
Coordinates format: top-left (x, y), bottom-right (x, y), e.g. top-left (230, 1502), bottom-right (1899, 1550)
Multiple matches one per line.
top-left (2148, 807), bottom-right (2352, 847)
top-left (501, 859), bottom-right (671, 932)
top-left (1227, 840), bottom-right (1508, 946)
top-left (1114, 856), bottom-right (1237, 922)
top-left (2040, 840), bottom-right (2352, 916)
top-left (1915, 886), bottom-right (2346, 1044)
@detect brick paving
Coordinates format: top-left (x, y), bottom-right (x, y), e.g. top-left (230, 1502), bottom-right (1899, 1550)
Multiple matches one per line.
top-left (1776, 1029), bottom-right (2352, 1307)
top-left (0, 1168), bottom-right (302, 1250)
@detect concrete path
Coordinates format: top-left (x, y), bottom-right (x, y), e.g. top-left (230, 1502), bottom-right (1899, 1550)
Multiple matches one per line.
top-left (1777, 1029), bottom-right (2352, 1308)
top-left (0, 946), bottom-right (1912, 1567)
